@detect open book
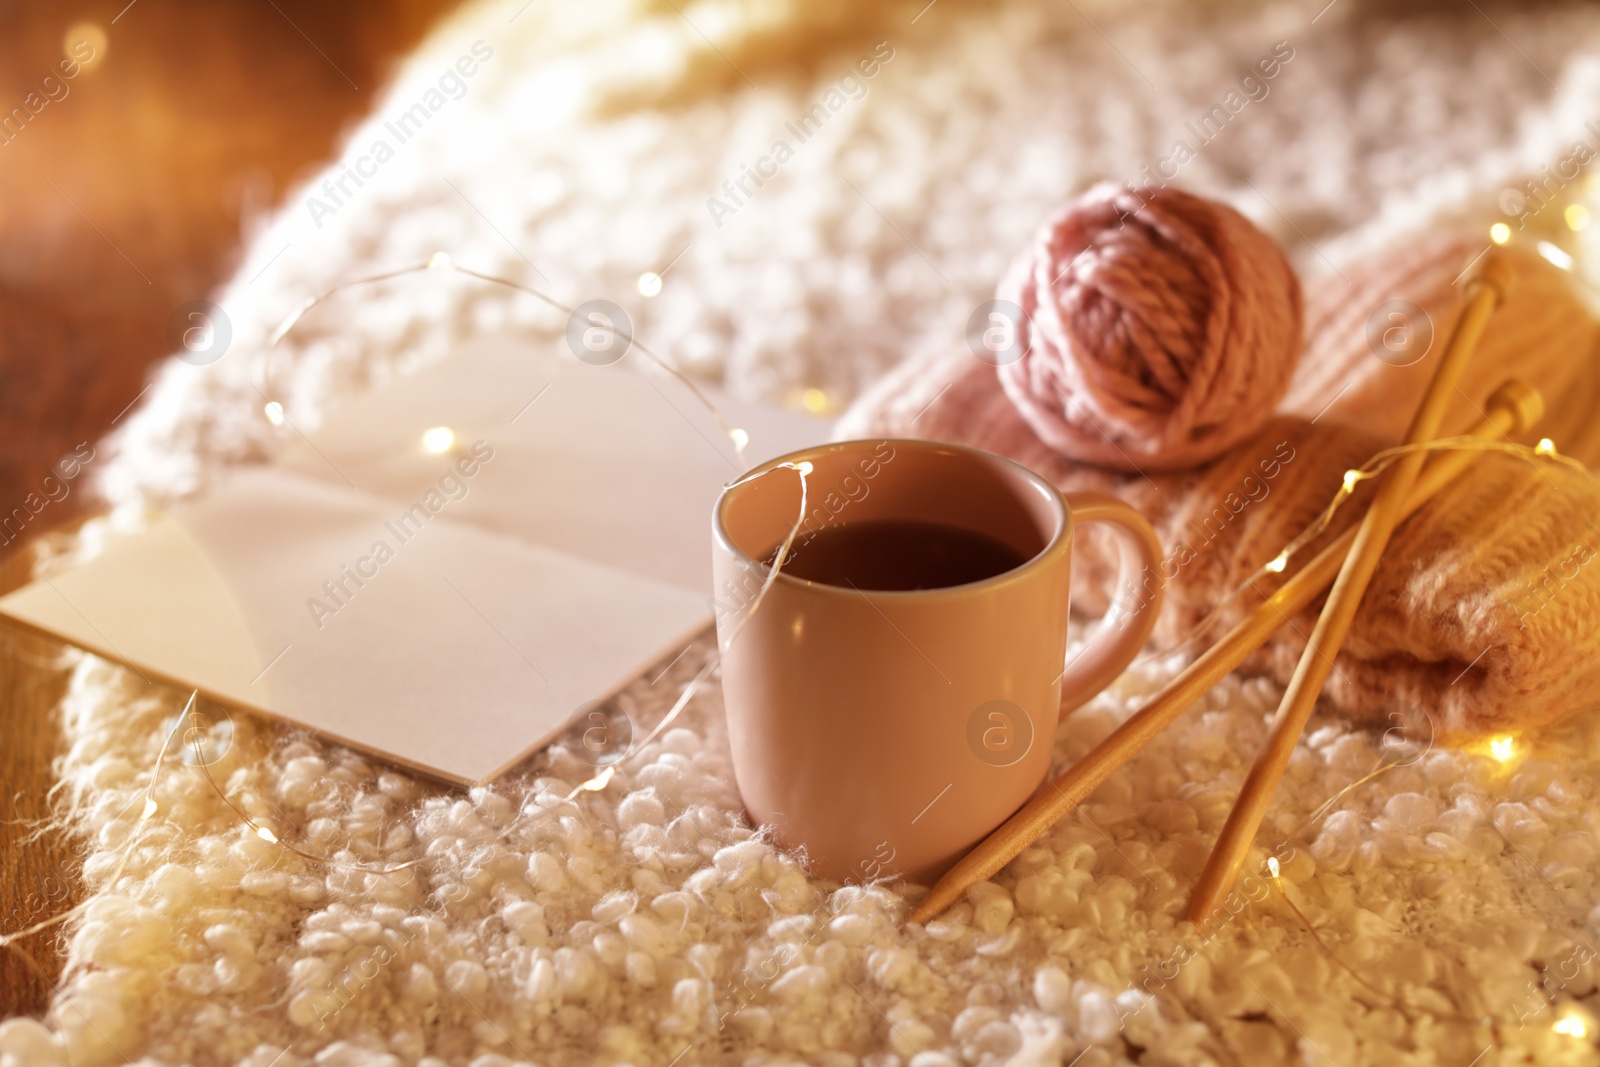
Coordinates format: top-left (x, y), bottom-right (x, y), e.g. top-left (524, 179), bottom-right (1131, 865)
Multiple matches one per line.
top-left (0, 340), bottom-right (825, 783)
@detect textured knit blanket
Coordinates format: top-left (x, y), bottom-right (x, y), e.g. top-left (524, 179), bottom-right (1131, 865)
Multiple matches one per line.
top-left (9, 1), bottom-right (1600, 1065)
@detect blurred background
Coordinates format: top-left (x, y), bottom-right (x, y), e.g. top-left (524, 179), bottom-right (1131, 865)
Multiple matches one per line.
top-left (0, 0), bottom-right (468, 550)
top-left (0, 0), bottom-right (466, 1015)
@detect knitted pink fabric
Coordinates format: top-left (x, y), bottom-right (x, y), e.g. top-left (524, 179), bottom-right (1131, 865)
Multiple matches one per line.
top-left (996, 183), bottom-right (1303, 471)
top-left (1282, 234), bottom-right (1600, 461)
top-left (838, 232), bottom-right (1600, 739)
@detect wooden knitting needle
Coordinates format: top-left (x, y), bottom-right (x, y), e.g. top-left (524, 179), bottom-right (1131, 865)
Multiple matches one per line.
top-left (905, 373), bottom-right (1538, 925)
top-left (1184, 250), bottom-right (1515, 925)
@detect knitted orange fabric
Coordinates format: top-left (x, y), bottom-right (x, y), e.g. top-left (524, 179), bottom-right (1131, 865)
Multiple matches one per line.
top-left (837, 234), bottom-right (1600, 739)
top-left (1282, 235), bottom-right (1600, 461)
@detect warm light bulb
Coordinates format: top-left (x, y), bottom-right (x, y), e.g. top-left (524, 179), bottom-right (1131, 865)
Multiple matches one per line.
top-left (1555, 1013), bottom-right (1588, 1038)
top-left (1267, 856), bottom-right (1282, 883)
top-left (729, 427), bottom-right (749, 451)
top-left (1264, 552), bottom-right (1289, 574)
top-left (801, 388), bottom-right (829, 414)
top-left (637, 272), bottom-right (662, 297)
top-left (1342, 469), bottom-right (1360, 493)
top-left (1489, 736), bottom-right (1516, 762)
top-left (1566, 204), bottom-right (1592, 232)
top-left (264, 402), bottom-right (285, 426)
top-left (422, 426), bottom-right (456, 454)
top-left (141, 797), bottom-right (157, 820)
top-left (564, 764), bottom-right (620, 800)
top-left (255, 825), bottom-right (278, 843)
top-left (796, 461), bottom-right (814, 476)
top-left (1537, 241), bottom-right (1574, 271)
top-left (1490, 222), bottom-right (1512, 245)
top-left (428, 251), bottom-right (454, 271)
top-left (64, 23), bottom-right (107, 72)
top-left (1536, 438), bottom-right (1558, 457)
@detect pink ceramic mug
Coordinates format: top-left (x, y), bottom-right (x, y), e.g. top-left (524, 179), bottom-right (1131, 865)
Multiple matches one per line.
top-left (711, 438), bottom-right (1164, 884)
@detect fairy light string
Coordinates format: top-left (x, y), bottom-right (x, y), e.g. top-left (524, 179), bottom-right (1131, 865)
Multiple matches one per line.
top-left (189, 720), bottom-right (421, 877)
top-left (8, 235), bottom-right (1598, 1047)
top-left (1257, 858), bottom-right (1494, 1034)
top-left (1148, 434), bottom-right (1594, 663)
top-left (565, 458), bottom-right (814, 798)
top-left (271, 252), bottom-right (826, 800)
top-left (4, 450), bottom-right (1586, 1049)
top-left (0, 445), bottom-right (1579, 1050)
top-left (268, 253), bottom-right (751, 469)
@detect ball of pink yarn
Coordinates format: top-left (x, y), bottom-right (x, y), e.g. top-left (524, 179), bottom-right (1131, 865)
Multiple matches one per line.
top-left (995, 182), bottom-right (1303, 471)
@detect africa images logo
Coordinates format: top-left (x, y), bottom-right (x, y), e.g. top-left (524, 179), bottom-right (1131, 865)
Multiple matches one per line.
top-left (305, 41), bottom-right (494, 229)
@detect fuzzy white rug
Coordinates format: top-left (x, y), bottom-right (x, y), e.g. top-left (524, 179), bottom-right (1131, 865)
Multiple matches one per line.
top-left (9, 1), bottom-right (1600, 1064)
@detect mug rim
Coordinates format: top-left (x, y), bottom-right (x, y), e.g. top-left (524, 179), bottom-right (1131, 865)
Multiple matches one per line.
top-left (712, 437), bottom-right (1071, 599)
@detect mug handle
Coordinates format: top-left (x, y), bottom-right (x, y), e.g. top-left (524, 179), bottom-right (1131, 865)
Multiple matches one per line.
top-left (1057, 491), bottom-right (1165, 716)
